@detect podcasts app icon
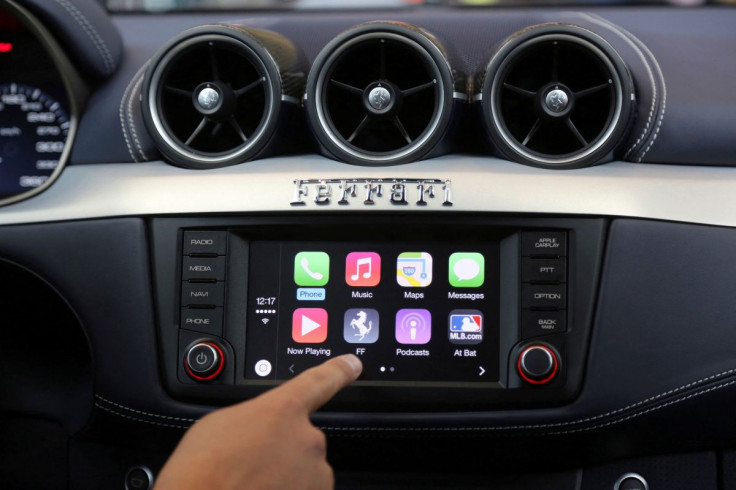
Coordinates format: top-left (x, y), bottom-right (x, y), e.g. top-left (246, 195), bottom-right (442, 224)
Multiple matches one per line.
top-left (395, 309), bottom-right (431, 345)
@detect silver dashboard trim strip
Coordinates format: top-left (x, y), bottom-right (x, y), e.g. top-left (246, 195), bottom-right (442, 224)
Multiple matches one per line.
top-left (1, 156), bottom-right (736, 227)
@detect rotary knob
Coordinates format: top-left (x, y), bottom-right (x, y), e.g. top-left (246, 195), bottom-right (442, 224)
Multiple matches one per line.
top-left (517, 344), bottom-right (558, 385)
top-left (185, 341), bottom-right (225, 381)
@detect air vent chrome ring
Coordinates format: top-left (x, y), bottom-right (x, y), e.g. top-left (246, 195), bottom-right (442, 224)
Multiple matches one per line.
top-left (480, 25), bottom-right (634, 169)
top-left (306, 23), bottom-right (457, 166)
top-left (142, 25), bottom-right (300, 169)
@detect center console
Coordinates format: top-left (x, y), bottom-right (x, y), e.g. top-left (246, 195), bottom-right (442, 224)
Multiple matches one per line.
top-left (150, 216), bottom-right (606, 411)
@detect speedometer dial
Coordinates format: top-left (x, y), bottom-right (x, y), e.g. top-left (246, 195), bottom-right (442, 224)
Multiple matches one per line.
top-left (0, 83), bottom-right (70, 200)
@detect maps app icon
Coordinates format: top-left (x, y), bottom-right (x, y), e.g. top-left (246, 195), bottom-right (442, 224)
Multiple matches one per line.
top-left (448, 310), bottom-right (483, 345)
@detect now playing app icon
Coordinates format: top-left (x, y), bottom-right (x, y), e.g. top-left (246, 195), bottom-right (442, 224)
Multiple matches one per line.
top-left (292, 308), bottom-right (328, 343)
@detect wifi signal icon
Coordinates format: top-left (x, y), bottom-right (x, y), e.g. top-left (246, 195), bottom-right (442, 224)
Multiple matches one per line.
top-left (261, 318), bottom-right (270, 325)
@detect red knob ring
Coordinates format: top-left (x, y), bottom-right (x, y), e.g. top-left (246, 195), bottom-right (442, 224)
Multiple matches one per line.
top-left (185, 342), bottom-right (225, 381)
top-left (517, 345), bottom-right (558, 385)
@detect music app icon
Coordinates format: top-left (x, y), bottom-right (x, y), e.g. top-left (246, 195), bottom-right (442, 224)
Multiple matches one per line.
top-left (345, 252), bottom-right (381, 287)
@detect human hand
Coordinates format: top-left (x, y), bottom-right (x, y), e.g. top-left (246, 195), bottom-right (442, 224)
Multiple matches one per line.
top-left (154, 354), bottom-right (363, 490)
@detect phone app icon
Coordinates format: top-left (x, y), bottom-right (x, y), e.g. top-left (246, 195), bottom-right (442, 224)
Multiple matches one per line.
top-left (449, 253), bottom-right (484, 288)
top-left (294, 251), bottom-right (329, 286)
top-left (346, 252), bottom-right (381, 287)
top-left (292, 308), bottom-right (328, 343)
top-left (448, 309), bottom-right (483, 345)
top-left (344, 308), bottom-right (379, 344)
top-left (395, 309), bottom-right (431, 344)
top-left (396, 252), bottom-right (433, 287)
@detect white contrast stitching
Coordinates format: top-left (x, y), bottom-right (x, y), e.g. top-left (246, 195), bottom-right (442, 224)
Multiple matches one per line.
top-left (94, 368), bottom-right (736, 434)
top-left (321, 367), bottom-right (736, 433)
top-left (119, 64), bottom-right (147, 162)
top-left (95, 403), bottom-right (190, 429)
top-left (127, 73), bottom-right (148, 161)
top-left (53, 0), bottom-right (114, 75)
top-left (580, 14), bottom-right (657, 160)
top-left (95, 394), bottom-right (197, 422)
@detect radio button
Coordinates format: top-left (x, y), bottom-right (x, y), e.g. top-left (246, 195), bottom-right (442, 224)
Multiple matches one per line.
top-left (521, 284), bottom-right (566, 309)
top-left (185, 342), bottom-right (224, 381)
top-left (182, 256), bottom-right (226, 281)
top-left (183, 231), bottom-right (227, 255)
top-left (522, 257), bottom-right (566, 283)
top-left (521, 231), bottom-right (567, 257)
top-left (181, 282), bottom-right (225, 307)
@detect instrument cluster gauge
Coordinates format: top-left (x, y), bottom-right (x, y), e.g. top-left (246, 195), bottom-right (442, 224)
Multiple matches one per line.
top-left (0, 83), bottom-right (71, 200)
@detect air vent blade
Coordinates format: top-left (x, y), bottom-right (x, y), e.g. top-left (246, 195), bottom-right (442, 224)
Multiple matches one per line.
top-left (479, 24), bottom-right (634, 169)
top-left (141, 25), bottom-right (307, 169)
top-left (306, 21), bottom-right (464, 166)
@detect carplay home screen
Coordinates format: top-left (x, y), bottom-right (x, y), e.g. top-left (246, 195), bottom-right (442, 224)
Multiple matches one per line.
top-left (245, 241), bottom-right (500, 384)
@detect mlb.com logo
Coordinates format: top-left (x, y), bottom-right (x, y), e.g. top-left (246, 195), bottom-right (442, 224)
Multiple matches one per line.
top-left (448, 310), bottom-right (483, 345)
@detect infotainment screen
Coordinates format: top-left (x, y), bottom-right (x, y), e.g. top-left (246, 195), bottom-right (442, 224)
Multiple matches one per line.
top-left (245, 240), bottom-right (501, 385)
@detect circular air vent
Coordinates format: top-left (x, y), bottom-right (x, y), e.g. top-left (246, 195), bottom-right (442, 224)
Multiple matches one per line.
top-left (480, 24), bottom-right (634, 169)
top-left (306, 22), bottom-right (457, 166)
top-left (142, 25), bottom-right (297, 169)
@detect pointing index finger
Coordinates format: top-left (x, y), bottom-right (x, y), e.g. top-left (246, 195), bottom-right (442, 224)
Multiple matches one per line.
top-left (272, 354), bottom-right (362, 414)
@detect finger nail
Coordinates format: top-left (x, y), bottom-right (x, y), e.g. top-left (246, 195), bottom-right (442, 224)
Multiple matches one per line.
top-left (339, 354), bottom-right (363, 377)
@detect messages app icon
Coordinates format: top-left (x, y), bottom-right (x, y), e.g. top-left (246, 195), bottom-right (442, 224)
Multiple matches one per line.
top-left (449, 253), bottom-right (484, 287)
top-left (294, 251), bottom-right (329, 286)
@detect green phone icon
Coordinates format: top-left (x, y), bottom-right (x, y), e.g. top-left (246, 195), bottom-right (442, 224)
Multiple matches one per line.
top-left (449, 253), bottom-right (484, 288)
top-left (294, 252), bottom-right (330, 286)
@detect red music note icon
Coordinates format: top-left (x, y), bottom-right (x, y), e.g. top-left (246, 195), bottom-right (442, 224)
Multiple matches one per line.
top-left (345, 252), bottom-right (381, 287)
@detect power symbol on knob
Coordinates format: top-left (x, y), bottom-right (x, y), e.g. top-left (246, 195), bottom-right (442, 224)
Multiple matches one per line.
top-left (185, 342), bottom-right (224, 382)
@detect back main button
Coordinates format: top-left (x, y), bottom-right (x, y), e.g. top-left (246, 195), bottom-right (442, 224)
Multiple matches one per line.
top-left (614, 473), bottom-right (649, 490)
top-left (521, 231), bottom-right (567, 257)
top-left (183, 231), bottom-right (228, 256)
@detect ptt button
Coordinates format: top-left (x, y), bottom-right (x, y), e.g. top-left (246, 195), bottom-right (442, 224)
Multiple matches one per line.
top-left (521, 231), bottom-right (567, 257)
top-left (521, 257), bottom-right (567, 283)
top-left (185, 342), bottom-right (224, 381)
top-left (521, 284), bottom-right (566, 309)
top-left (183, 231), bottom-right (227, 255)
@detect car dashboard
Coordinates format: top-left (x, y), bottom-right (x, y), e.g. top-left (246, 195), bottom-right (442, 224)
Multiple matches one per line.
top-left (2, 0), bottom-right (736, 488)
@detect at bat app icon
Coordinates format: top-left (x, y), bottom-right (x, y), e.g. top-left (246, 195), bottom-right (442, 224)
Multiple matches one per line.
top-left (292, 308), bottom-right (328, 343)
top-left (345, 252), bottom-right (381, 287)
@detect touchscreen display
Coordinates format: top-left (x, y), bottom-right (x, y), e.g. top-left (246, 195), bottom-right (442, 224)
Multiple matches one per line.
top-left (245, 240), bottom-right (500, 385)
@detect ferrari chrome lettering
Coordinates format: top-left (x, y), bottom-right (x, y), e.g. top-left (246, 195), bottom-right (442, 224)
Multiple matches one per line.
top-left (290, 178), bottom-right (453, 207)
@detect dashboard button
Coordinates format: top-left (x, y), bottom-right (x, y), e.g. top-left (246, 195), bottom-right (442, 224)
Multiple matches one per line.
top-left (181, 282), bottom-right (225, 307)
top-left (180, 307), bottom-right (223, 336)
top-left (614, 473), bottom-right (649, 490)
top-left (517, 345), bottom-right (558, 384)
top-left (182, 256), bottom-right (226, 281)
top-left (521, 284), bottom-right (566, 309)
top-left (183, 231), bottom-right (227, 255)
top-left (185, 342), bottom-right (224, 381)
top-left (522, 257), bottom-right (567, 283)
top-left (124, 466), bottom-right (154, 490)
top-left (521, 310), bottom-right (566, 338)
top-left (521, 231), bottom-right (567, 257)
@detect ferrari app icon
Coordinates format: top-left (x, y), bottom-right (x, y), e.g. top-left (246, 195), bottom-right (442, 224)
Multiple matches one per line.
top-left (448, 309), bottom-right (483, 345)
top-left (292, 308), bottom-right (328, 343)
